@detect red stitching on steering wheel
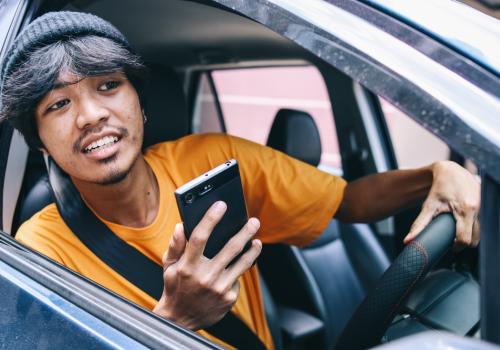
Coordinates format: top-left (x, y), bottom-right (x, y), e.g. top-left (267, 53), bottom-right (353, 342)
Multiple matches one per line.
top-left (383, 241), bottom-right (429, 327)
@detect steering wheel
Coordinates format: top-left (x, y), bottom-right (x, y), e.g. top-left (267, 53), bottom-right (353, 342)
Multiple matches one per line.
top-left (334, 213), bottom-right (456, 350)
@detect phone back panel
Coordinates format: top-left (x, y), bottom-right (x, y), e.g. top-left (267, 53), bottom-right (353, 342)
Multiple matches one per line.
top-left (175, 162), bottom-right (248, 259)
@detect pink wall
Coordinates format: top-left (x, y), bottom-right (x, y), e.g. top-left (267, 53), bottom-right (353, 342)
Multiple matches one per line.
top-left (213, 67), bottom-right (341, 168)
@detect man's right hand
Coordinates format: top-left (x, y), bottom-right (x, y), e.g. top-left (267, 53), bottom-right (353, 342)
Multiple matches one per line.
top-left (153, 201), bottom-right (262, 330)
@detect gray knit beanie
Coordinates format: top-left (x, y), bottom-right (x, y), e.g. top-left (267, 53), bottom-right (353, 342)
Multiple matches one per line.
top-left (1, 11), bottom-right (131, 86)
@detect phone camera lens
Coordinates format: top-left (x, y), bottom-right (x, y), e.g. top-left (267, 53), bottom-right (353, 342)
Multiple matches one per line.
top-left (185, 193), bottom-right (195, 204)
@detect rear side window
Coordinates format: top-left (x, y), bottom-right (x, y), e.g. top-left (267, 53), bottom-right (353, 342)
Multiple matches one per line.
top-left (379, 97), bottom-right (450, 169)
top-left (194, 66), bottom-right (341, 173)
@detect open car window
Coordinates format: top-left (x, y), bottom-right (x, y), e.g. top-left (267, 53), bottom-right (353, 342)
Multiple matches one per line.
top-left (379, 97), bottom-right (450, 169)
top-left (212, 66), bottom-right (342, 173)
top-left (193, 66), bottom-right (342, 174)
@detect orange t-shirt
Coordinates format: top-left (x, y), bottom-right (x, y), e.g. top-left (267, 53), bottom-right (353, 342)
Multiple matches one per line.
top-left (16, 133), bottom-right (346, 349)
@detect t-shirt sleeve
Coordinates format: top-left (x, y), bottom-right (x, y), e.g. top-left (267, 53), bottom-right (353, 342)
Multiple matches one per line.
top-left (16, 205), bottom-right (67, 264)
top-left (236, 137), bottom-right (346, 246)
top-left (194, 134), bottom-right (347, 247)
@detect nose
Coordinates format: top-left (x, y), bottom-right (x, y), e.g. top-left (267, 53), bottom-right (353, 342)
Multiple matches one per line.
top-left (75, 94), bottom-right (110, 129)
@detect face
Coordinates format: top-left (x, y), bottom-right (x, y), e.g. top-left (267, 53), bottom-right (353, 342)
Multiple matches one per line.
top-left (35, 70), bottom-right (144, 186)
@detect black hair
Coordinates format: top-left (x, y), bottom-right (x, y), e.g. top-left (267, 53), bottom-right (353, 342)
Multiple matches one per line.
top-left (0, 35), bottom-right (148, 149)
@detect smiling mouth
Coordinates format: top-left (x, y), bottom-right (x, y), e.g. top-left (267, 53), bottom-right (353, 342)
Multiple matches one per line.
top-left (83, 136), bottom-right (120, 153)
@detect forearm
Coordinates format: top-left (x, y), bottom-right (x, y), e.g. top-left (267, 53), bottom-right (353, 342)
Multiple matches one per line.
top-left (336, 165), bottom-right (433, 223)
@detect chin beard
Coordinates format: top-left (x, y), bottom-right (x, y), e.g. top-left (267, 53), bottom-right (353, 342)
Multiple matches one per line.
top-left (97, 168), bottom-right (130, 185)
top-left (94, 154), bottom-right (133, 185)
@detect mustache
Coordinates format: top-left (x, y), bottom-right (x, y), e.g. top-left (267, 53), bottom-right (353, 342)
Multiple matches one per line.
top-left (73, 125), bottom-right (129, 153)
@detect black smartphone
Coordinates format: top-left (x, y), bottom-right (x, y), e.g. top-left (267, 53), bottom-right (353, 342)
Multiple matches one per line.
top-left (175, 159), bottom-right (250, 259)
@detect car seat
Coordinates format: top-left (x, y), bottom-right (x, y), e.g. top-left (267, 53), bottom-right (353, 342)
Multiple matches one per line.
top-left (260, 108), bottom-right (390, 349)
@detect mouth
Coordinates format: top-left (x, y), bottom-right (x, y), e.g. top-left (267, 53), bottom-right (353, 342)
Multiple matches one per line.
top-left (83, 135), bottom-right (120, 154)
top-left (75, 126), bottom-right (129, 162)
top-left (80, 134), bottom-right (122, 161)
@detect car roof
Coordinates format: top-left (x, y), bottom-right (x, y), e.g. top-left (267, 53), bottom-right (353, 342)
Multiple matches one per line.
top-left (63, 0), bottom-right (309, 67)
top-left (366, 0), bottom-right (500, 75)
top-left (364, 0), bottom-right (500, 77)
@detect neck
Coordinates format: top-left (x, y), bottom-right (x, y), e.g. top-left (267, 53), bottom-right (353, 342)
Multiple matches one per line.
top-left (71, 157), bottom-right (160, 228)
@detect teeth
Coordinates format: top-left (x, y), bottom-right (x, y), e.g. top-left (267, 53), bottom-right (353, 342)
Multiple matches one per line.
top-left (84, 136), bottom-right (118, 152)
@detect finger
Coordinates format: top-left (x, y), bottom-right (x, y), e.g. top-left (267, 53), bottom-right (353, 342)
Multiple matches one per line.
top-left (211, 218), bottom-right (260, 271)
top-left (185, 201), bottom-right (227, 261)
top-left (162, 223), bottom-right (186, 269)
top-left (221, 239), bottom-right (262, 286)
top-left (404, 204), bottom-right (435, 244)
top-left (454, 210), bottom-right (475, 249)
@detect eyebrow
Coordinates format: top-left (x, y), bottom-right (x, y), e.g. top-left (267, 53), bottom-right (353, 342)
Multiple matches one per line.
top-left (51, 76), bottom-right (86, 90)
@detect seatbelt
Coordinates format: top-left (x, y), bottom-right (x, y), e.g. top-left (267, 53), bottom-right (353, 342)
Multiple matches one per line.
top-left (47, 158), bottom-right (266, 350)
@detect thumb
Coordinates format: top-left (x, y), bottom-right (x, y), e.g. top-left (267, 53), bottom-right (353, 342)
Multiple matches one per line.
top-left (162, 223), bottom-right (186, 269)
top-left (404, 206), bottom-right (434, 244)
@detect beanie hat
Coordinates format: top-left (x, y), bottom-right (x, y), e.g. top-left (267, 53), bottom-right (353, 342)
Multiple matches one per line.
top-left (1, 11), bottom-right (131, 85)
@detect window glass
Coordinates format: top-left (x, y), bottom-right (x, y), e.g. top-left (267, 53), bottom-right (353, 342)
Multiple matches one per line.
top-left (380, 97), bottom-right (450, 169)
top-left (211, 66), bottom-right (341, 172)
top-left (192, 73), bottom-right (223, 134)
top-left (464, 158), bottom-right (479, 175)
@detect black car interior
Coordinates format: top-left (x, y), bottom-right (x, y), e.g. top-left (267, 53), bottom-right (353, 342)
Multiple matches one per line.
top-left (262, 108), bottom-right (390, 348)
top-left (6, 0), bottom-right (481, 349)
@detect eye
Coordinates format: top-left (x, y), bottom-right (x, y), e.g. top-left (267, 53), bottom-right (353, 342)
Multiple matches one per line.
top-left (47, 99), bottom-right (70, 112)
top-left (98, 81), bottom-right (121, 91)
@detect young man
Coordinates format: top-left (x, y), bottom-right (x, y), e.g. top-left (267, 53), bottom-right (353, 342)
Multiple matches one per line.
top-left (0, 11), bottom-right (480, 349)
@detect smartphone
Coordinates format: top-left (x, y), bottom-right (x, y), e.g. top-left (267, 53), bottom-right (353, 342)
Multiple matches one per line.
top-left (175, 159), bottom-right (251, 260)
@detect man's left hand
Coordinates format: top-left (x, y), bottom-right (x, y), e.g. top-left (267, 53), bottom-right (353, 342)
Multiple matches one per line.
top-left (404, 160), bottom-right (480, 248)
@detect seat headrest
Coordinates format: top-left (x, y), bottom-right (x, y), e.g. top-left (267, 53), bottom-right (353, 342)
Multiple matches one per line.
top-left (266, 109), bottom-right (322, 167)
top-left (142, 65), bottom-right (189, 148)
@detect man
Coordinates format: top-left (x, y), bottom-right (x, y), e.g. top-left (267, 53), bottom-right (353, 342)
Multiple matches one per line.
top-left (0, 11), bottom-right (480, 349)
